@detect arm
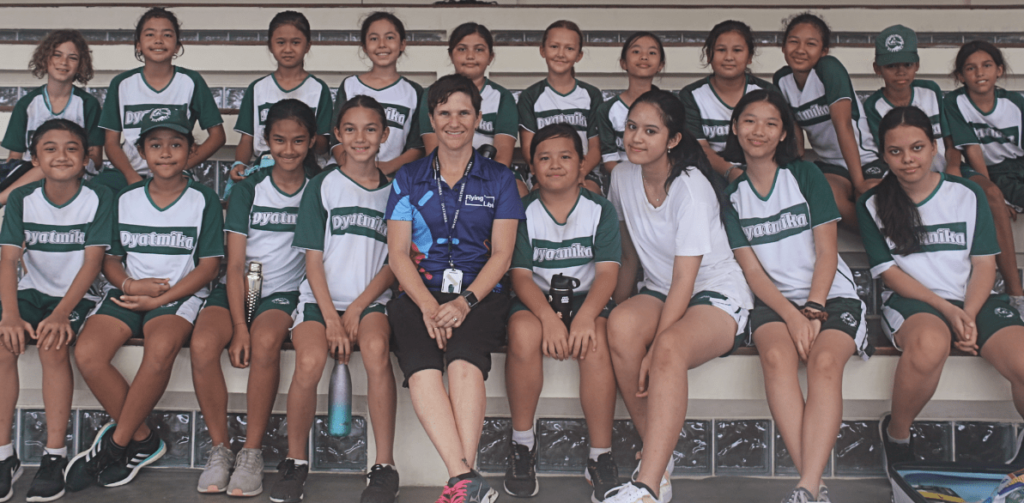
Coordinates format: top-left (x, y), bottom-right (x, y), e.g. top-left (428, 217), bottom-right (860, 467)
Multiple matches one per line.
top-left (0, 246), bottom-right (31, 354)
top-left (35, 246), bottom-right (105, 351)
top-left (5, 152), bottom-right (22, 162)
top-left (830, 99), bottom-right (877, 195)
top-left (223, 232), bottom-right (251, 367)
top-left (580, 137), bottom-right (601, 182)
top-left (187, 124), bottom-right (226, 170)
top-left (519, 128), bottom-right (535, 171)
top-left (433, 219), bottom-right (519, 328)
top-left (808, 222), bottom-right (839, 306)
top-left (302, 249), bottom-right (350, 361)
top-left (339, 263), bottom-right (396, 353)
top-left (492, 134), bottom-right (516, 168)
top-left (654, 255), bottom-right (702, 337)
top-left (104, 130), bottom-right (142, 186)
top-left (733, 247), bottom-right (816, 360)
top-left (378, 147), bottom-right (424, 176)
top-left (88, 146), bottom-right (102, 170)
top-left (613, 222), bottom-right (638, 304)
top-left (795, 125), bottom-right (806, 159)
top-left (568, 261), bottom-right (619, 358)
top-left (943, 137), bottom-right (963, 177)
top-left (701, 140), bottom-right (742, 181)
top-left (313, 134), bottom-right (329, 157)
top-left (963, 144), bottom-right (991, 179)
top-left (234, 134), bottom-right (254, 165)
top-left (880, 265), bottom-right (975, 348)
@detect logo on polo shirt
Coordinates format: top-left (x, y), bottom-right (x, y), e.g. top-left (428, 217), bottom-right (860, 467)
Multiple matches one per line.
top-left (68, 311), bottom-right (81, 323)
top-left (537, 111), bottom-right (588, 130)
top-left (150, 108), bottom-right (172, 122)
top-left (920, 227), bottom-right (966, 247)
top-left (251, 210), bottom-right (298, 228)
top-left (330, 207), bottom-right (388, 242)
top-left (465, 195), bottom-right (495, 208)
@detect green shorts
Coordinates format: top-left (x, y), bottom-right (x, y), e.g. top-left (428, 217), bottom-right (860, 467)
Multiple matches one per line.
top-left (748, 297), bottom-right (870, 356)
top-left (90, 288), bottom-right (204, 337)
top-left (987, 159), bottom-right (1024, 209)
top-left (291, 301), bottom-right (387, 329)
top-left (880, 292), bottom-right (1024, 351)
top-left (814, 159), bottom-right (888, 181)
top-left (959, 165), bottom-right (982, 180)
top-left (202, 283), bottom-right (299, 319)
top-left (509, 292), bottom-right (614, 321)
top-left (637, 288), bottom-right (750, 357)
top-left (0, 289), bottom-right (95, 340)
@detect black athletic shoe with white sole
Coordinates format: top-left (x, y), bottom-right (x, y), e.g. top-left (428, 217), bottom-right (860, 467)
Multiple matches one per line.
top-left (879, 413), bottom-right (914, 475)
top-left (26, 454), bottom-right (67, 502)
top-left (269, 459), bottom-right (308, 503)
top-left (503, 441), bottom-right (538, 497)
top-left (64, 422), bottom-right (120, 492)
top-left (97, 431), bottom-right (165, 487)
top-left (0, 454), bottom-right (22, 503)
top-left (361, 464), bottom-right (399, 503)
top-left (586, 453), bottom-right (620, 503)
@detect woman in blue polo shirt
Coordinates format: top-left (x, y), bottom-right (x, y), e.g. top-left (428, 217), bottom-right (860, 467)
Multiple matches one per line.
top-left (385, 74), bottom-right (524, 503)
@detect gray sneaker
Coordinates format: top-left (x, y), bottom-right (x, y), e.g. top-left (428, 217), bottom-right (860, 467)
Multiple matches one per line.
top-left (198, 444), bottom-right (235, 493)
top-left (817, 484), bottom-right (830, 502)
top-left (226, 448), bottom-right (264, 497)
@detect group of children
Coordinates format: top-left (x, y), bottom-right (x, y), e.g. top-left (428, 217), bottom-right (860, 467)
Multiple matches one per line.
top-left (1, 6), bottom-right (1024, 503)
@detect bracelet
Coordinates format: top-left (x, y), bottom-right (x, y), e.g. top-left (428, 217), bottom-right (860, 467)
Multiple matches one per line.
top-left (121, 277), bottom-right (133, 294)
top-left (800, 306), bottom-right (829, 322)
top-left (803, 301), bottom-right (826, 312)
top-left (724, 163), bottom-right (744, 180)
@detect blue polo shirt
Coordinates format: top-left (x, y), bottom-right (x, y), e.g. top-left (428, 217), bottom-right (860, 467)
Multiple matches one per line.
top-left (386, 150), bottom-right (525, 292)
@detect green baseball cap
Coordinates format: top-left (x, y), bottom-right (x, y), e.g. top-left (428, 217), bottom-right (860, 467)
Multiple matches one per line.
top-left (137, 106), bottom-right (191, 137)
top-left (875, 25), bottom-right (919, 66)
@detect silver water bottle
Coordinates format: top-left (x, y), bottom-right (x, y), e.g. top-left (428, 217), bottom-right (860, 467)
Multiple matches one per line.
top-left (328, 360), bottom-right (352, 437)
top-left (244, 261), bottom-right (263, 326)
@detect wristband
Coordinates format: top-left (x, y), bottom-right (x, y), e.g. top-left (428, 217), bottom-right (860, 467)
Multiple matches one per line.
top-left (803, 301), bottom-right (826, 312)
top-left (231, 161), bottom-right (246, 168)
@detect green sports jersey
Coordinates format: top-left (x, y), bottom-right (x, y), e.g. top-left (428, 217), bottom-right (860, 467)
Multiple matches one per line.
top-left (511, 188), bottom-right (621, 294)
top-left (418, 78), bottom-right (518, 150)
top-left (108, 178), bottom-right (224, 298)
top-left (517, 79), bottom-right (603, 156)
top-left (725, 160), bottom-right (858, 302)
top-left (774, 56), bottom-right (879, 170)
top-left (223, 169), bottom-right (307, 296)
top-left (0, 180), bottom-right (112, 300)
top-left (1, 85), bottom-right (103, 164)
top-left (234, 74), bottom-right (333, 156)
top-left (292, 165), bottom-right (391, 311)
top-left (99, 66), bottom-right (223, 176)
top-left (333, 75), bottom-right (424, 163)
top-left (864, 80), bottom-right (949, 173)
top-left (944, 87), bottom-right (1024, 167)
top-left (680, 74), bottom-right (777, 153)
top-left (859, 173), bottom-right (999, 301)
top-left (596, 96), bottom-right (629, 164)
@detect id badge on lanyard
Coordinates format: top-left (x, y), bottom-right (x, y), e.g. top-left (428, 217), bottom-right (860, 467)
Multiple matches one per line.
top-left (435, 154), bottom-right (473, 294)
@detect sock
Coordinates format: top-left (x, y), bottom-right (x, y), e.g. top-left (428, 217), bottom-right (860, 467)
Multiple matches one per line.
top-left (290, 458), bottom-right (308, 467)
top-left (589, 447), bottom-right (611, 462)
top-left (44, 446), bottom-right (68, 458)
top-left (512, 429), bottom-right (535, 451)
top-left (0, 443), bottom-right (12, 461)
top-left (887, 429), bottom-right (911, 444)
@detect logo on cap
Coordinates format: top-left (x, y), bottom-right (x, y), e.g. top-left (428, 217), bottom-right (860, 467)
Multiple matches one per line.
top-left (886, 34), bottom-right (904, 53)
top-left (150, 108), bottom-right (172, 122)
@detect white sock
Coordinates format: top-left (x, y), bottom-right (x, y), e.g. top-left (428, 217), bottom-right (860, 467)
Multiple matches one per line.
top-left (0, 444), bottom-right (12, 461)
top-left (589, 447), bottom-right (611, 462)
top-left (44, 446), bottom-right (67, 458)
top-left (887, 429), bottom-right (911, 445)
top-left (290, 458), bottom-right (309, 467)
top-left (511, 429), bottom-right (535, 451)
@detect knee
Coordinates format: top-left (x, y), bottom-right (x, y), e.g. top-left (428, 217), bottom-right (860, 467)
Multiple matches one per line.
top-left (759, 344), bottom-right (796, 374)
top-left (72, 341), bottom-right (105, 376)
top-left (901, 336), bottom-right (949, 374)
top-left (447, 360), bottom-right (482, 382)
top-left (37, 346), bottom-right (70, 366)
top-left (188, 337), bottom-right (223, 368)
top-left (293, 350), bottom-right (327, 386)
top-left (358, 333), bottom-right (391, 370)
top-left (140, 345), bottom-right (180, 375)
top-left (650, 336), bottom-right (685, 371)
top-left (506, 329), bottom-right (540, 362)
top-left (606, 314), bottom-right (637, 359)
top-left (806, 350), bottom-right (845, 379)
top-left (250, 335), bottom-right (283, 366)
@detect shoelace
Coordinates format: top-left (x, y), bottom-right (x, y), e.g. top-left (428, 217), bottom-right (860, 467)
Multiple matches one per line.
top-left (237, 451), bottom-right (262, 473)
top-left (206, 446), bottom-right (233, 470)
top-left (434, 484), bottom-right (453, 503)
top-left (510, 445), bottom-right (533, 478)
top-left (447, 480), bottom-right (471, 503)
top-left (366, 465), bottom-right (392, 488)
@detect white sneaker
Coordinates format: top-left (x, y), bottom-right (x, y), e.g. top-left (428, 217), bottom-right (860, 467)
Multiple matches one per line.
top-left (630, 456), bottom-right (673, 503)
top-left (602, 482), bottom-right (659, 503)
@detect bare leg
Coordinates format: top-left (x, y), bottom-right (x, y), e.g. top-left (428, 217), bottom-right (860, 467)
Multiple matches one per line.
top-left (408, 369), bottom-right (474, 478)
top-left (607, 295), bottom-right (661, 437)
top-left (111, 315), bottom-right (192, 446)
top-left (242, 311), bottom-right (292, 450)
top-left (448, 361), bottom-right (487, 469)
top-left (888, 314), bottom-right (951, 439)
top-left (973, 175), bottom-right (1023, 297)
top-left (37, 344), bottom-right (74, 449)
top-left (190, 307), bottom-right (233, 447)
top-left (74, 315), bottom-right (134, 427)
top-left (353, 313), bottom-right (397, 466)
top-left (753, 323), bottom-right (806, 473)
top-left (634, 306), bottom-right (737, 498)
top-left (980, 326), bottom-right (1024, 418)
top-left (0, 350), bottom-right (17, 446)
top-left (285, 321), bottom-right (329, 461)
top-left (505, 311), bottom-right (544, 433)
top-left (578, 318), bottom-right (615, 449)
top-left (798, 330), bottom-right (855, 495)
top-left (825, 173), bottom-right (858, 231)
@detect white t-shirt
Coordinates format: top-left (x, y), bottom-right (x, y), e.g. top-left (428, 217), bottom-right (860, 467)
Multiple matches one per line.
top-left (292, 166), bottom-right (392, 311)
top-left (608, 163), bottom-right (752, 306)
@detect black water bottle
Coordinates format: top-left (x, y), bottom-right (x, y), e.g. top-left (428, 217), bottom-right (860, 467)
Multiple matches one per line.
top-left (549, 274), bottom-right (581, 330)
top-left (478, 144), bottom-right (497, 160)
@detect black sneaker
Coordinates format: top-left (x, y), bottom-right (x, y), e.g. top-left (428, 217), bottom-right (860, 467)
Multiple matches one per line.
top-left (269, 459), bottom-right (308, 503)
top-left (26, 454), bottom-right (67, 502)
top-left (64, 422), bottom-right (121, 492)
top-left (503, 441), bottom-right (538, 498)
top-left (361, 464), bottom-right (399, 503)
top-left (879, 413), bottom-right (914, 475)
top-left (97, 431), bottom-right (166, 487)
top-left (586, 453), bottom-right (620, 503)
top-left (0, 453), bottom-right (22, 503)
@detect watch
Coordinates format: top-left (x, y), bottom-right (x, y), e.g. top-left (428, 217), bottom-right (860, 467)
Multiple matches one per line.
top-left (460, 291), bottom-right (479, 309)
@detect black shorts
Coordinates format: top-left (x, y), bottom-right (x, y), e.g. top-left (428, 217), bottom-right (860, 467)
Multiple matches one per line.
top-left (388, 291), bottom-right (510, 387)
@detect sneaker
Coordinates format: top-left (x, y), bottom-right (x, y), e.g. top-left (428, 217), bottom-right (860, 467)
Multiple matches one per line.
top-left (879, 413), bottom-right (914, 475)
top-left (197, 444), bottom-right (235, 493)
top-left (434, 484), bottom-right (453, 503)
top-left (585, 453), bottom-right (620, 503)
top-left (447, 471), bottom-right (497, 503)
top-left (0, 453), bottom-right (22, 503)
top-left (503, 441), bottom-right (538, 497)
top-left (780, 487), bottom-right (815, 503)
top-left (26, 454), bottom-right (66, 502)
top-left (630, 457), bottom-right (673, 503)
top-left (64, 422), bottom-right (120, 492)
top-left (817, 484), bottom-right (830, 503)
top-left (227, 448), bottom-right (264, 497)
top-left (268, 459), bottom-right (308, 503)
top-left (97, 431), bottom-right (166, 487)
top-left (361, 464), bottom-right (399, 503)
top-left (601, 482), bottom-right (659, 503)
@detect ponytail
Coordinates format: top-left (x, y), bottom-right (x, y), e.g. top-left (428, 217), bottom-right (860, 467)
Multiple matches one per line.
top-left (875, 106), bottom-right (936, 255)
